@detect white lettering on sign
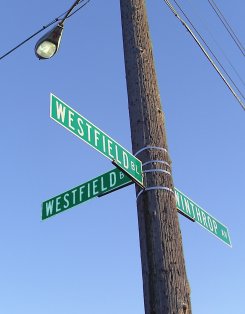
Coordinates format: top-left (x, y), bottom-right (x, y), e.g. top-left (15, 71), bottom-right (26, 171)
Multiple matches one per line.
top-left (213, 220), bottom-right (218, 234)
top-left (175, 189), bottom-right (227, 239)
top-left (72, 189), bottom-right (77, 204)
top-left (79, 186), bottom-right (85, 201)
top-left (101, 177), bottom-right (107, 192)
top-left (130, 162), bottom-right (139, 174)
top-left (119, 172), bottom-right (124, 180)
top-left (175, 191), bottom-right (181, 208)
top-left (59, 103), bottom-right (129, 165)
top-left (189, 202), bottom-right (195, 219)
top-left (94, 129), bottom-right (101, 147)
top-left (68, 111), bottom-right (75, 131)
top-left (87, 183), bottom-right (91, 198)
top-left (63, 193), bottom-right (70, 209)
top-left (109, 172), bottom-right (116, 187)
top-left (102, 135), bottom-right (107, 154)
top-left (130, 161), bottom-right (135, 172)
top-left (86, 123), bottom-right (92, 142)
top-left (108, 139), bottom-right (114, 159)
top-left (207, 216), bottom-right (213, 231)
top-left (201, 212), bottom-right (208, 228)
top-left (56, 101), bottom-right (66, 122)
top-left (115, 146), bottom-right (122, 165)
top-left (92, 179), bottom-right (99, 196)
top-left (77, 118), bottom-right (84, 137)
top-left (123, 151), bottom-right (129, 169)
top-left (51, 95), bottom-right (143, 187)
top-left (42, 167), bottom-right (134, 220)
top-left (195, 207), bottom-right (202, 223)
top-left (56, 196), bottom-right (62, 212)
top-left (184, 198), bottom-right (191, 216)
top-left (222, 230), bottom-right (228, 239)
top-left (45, 200), bottom-right (54, 217)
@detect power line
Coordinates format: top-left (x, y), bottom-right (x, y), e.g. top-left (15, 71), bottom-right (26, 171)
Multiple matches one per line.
top-left (0, 20), bottom-right (58, 61)
top-left (185, 0), bottom-right (245, 89)
top-left (172, 0), bottom-right (245, 101)
top-left (207, 0), bottom-right (245, 56)
top-left (162, 0), bottom-right (245, 111)
top-left (0, 0), bottom-right (90, 61)
top-left (66, 0), bottom-right (90, 20)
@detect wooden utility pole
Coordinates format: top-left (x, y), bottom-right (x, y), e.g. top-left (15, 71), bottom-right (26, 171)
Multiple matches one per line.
top-left (120, 1), bottom-right (192, 313)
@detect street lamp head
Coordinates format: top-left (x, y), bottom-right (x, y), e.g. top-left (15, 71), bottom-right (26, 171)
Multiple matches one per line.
top-left (35, 23), bottom-right (64, 59)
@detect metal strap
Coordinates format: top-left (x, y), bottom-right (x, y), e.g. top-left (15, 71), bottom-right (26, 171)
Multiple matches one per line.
top-left (142, 160), bottom-right (171, 168)
top-left (134, 146), bottom-right (168, 157)
top-left (136, 186), bottom-right (174, 201)
top-left (143, 169), bottom-right (171, 175)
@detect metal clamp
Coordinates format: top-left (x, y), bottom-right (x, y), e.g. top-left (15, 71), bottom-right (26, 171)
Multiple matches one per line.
top-left (142, 160), bottom-right (171, 168)
top-left (136, 186), bottom-right (174, 201)
top-left (143, 169), bottom-right (171, 175)
top-left (134, 146), bottom-right (168, 157)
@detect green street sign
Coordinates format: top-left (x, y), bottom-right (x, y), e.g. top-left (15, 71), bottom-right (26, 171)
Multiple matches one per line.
top-left (175, 188), bottom-right (232, 247)
top-left (50, 93), bottom-right (143, 187)
top-left (42, 168), bottom-right (133, 220)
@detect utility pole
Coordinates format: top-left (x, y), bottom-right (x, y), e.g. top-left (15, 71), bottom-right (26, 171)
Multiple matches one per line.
top-left (120, 1), bottom-right (192, 313)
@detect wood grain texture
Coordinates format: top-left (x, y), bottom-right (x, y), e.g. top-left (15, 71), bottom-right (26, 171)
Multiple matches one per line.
top-left (120, 1), bottom-right (192, 313)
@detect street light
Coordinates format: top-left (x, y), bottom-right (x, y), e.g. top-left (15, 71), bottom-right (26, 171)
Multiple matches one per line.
top-left (35, 0), bottom-right (81, 59)
top-left (35, 23), bottom-right (64, 59)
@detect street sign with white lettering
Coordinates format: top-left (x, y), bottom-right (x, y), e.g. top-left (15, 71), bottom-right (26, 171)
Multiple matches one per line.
top-left (175, 188), bottom-right (232, 247)
top-left (42, 169), bottom-right (232, 247)
top-left (50, 93), bottom-right (143, 187)
top-left (42, 168), bottom-right (133, 220)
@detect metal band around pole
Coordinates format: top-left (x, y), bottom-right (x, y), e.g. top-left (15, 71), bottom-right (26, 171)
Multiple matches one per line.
top-left (136, 186), bottom-right (175, 201)
top-left (143, 169), bottom-right (171, 175)
top-left (142, 160), bottom-right (171, 168)
top-left (134, 146), bottom-right (168, 157)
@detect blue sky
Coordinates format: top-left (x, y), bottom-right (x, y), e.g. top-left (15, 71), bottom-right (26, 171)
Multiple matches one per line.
top-left (0, 1), bottom-right (244, 313)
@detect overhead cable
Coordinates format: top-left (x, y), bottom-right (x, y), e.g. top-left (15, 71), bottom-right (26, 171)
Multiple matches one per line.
top-left (172, 0), bottom-right (245, 101)
top-left (207, 0), bottom-right (245, 56)
top-left (66, 0), bottom-right (90, 20)
top-left (185, 0), bottom-right (245, 89)
top-left (163, 0), bottom-right (245, 111)
top-left (0, 0), bottom-right (90, 61)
